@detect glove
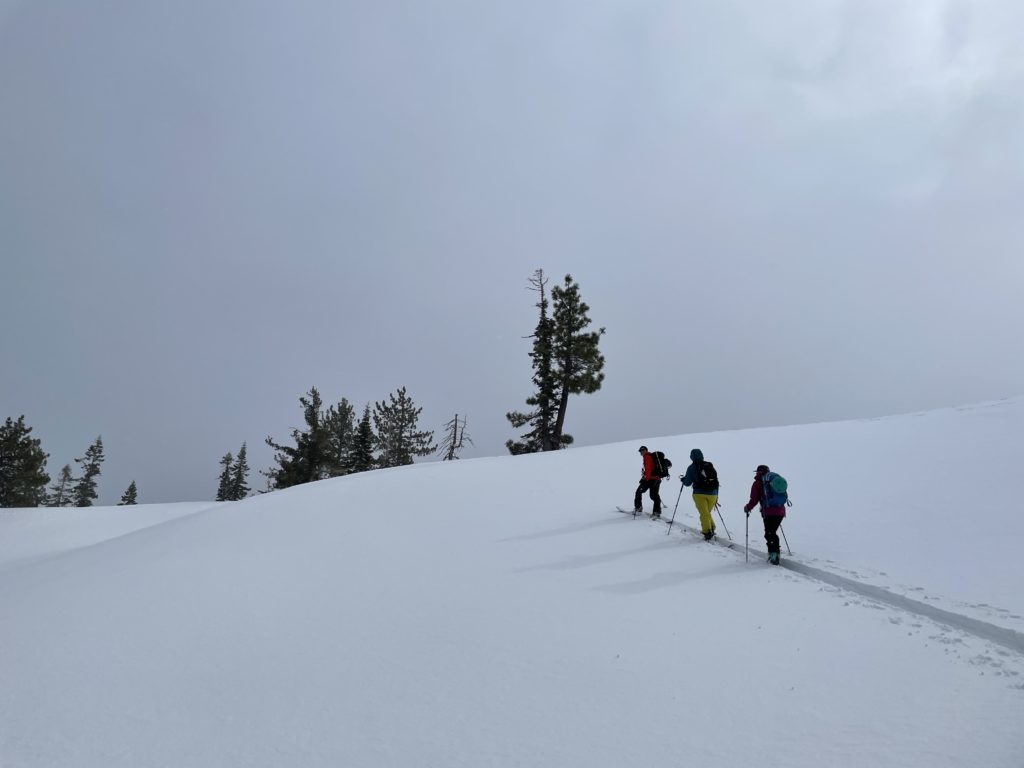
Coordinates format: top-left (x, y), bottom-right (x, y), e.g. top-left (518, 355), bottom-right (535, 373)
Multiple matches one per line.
top-left (745, 510), bottom-right (750, 518)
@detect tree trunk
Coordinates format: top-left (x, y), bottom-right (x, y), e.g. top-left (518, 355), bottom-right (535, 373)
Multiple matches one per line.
top-left (551, 385), bottom-right (570, 449)
top-left (551, 350), bottom-right (573, 449)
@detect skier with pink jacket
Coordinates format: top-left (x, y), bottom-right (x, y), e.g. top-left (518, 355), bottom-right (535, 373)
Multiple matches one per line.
top-left (743, 464), bottom-right (788, 565)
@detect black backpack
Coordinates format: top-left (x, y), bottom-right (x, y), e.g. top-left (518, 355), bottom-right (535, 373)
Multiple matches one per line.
top-left (651, 451), bottom-right (672, 479)
top-left (693, 460), bottom-right (719, 492)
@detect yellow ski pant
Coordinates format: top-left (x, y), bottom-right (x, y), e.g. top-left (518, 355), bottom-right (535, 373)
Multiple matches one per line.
top-left (692, 493), bottom-right (718, 535)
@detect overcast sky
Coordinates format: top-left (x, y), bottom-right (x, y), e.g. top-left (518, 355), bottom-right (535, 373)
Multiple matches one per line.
top-left (3, 0), bottom-right (1023, 504)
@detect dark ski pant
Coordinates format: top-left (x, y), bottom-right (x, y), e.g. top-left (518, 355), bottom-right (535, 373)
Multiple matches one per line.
top-left (635, 479), bottom-right (662, 513)
top-left (762, 514), bottom-right (784, 554)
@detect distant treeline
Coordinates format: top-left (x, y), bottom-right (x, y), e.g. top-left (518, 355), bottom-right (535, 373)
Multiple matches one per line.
top-left (0, 271), bottom-right (604, 507)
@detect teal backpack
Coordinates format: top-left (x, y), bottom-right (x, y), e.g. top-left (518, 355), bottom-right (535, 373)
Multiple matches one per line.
top-left (763, 472), bottom-right (789, 507)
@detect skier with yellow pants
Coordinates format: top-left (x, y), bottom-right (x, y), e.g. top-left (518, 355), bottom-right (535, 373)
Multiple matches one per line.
top-left (680, 448), bottom-right (720, 540)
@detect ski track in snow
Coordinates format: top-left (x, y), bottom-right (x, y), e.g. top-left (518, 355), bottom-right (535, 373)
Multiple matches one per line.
top-left (628, 511), bottom-right (1024, 671)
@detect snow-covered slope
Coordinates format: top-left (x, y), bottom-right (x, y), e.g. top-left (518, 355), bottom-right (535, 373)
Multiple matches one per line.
top-left (0, 501), bottom-right (218, 570)
top-left (648, 396), bottom-right (1024, 631)
top-left (1, 400), bottom-right (1022, 767)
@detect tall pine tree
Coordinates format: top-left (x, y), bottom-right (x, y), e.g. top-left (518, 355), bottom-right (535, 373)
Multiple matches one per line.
top-left (346, 405), bottom-right (377, 473)
top-left (550, 274), bottom-right (605, 448)
top-left (506, 272), bottom-right (605, 452)
top-left (0, 415), bottom-right (50, 507)
top-left (323, 398), bottom-right (356, 476)
top-left (46, 464), bottom-right (75, 507)
top-left (373, 387), bottom-right (436, 468)
top-left (215, 452), bottom-right (234, 501)
top-left (229, 443), bottom-right (250, 500)
top-left (119, 481), bottom-right (138, 505)
top-left (72, 436), bottom-right (105, 507)
top-left (506, 270), bottom-right (564, 453)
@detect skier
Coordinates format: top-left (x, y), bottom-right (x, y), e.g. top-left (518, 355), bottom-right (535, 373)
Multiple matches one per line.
top-left (743, 464), bottom-right (786, 564)
top-left (680, 448), bottom-right (719, 540)
top-left (633, 446), bottom-right (663, 518)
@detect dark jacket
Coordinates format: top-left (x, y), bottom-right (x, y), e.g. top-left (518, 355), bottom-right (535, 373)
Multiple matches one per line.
top-left (681, 449), bottom-right (718, 496)
top-left (744, 467), bottom-right (786, 517)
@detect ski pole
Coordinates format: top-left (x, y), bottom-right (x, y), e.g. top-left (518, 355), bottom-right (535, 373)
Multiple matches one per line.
top-left (714, 502), bottom-right (732, 540)
top-left (780, 523), bottom-right (792, 556)
top-left (745, 511), bottom-right (749, 563)
top-left (666, 481), bottom-right (685, 535)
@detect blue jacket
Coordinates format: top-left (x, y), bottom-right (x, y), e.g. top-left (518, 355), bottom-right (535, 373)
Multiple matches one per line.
top-left (681, 449), bottom-right (718, 496)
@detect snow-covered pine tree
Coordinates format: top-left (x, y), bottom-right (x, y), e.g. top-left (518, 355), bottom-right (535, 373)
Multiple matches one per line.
top-left (119, 480), bottom-right (138, 505)
top-left (346, 405), bottom-right (376, 473)
top-left (71, 435), bottom-right (104, 507)
top-left (47, 464), bottom-right (75, 507)
top-left (216, 452), bottom-right (234, 501)
top-left (0, 415), bottom-right (50, 507)
top-left (373, 387), bottom-right (435, 468)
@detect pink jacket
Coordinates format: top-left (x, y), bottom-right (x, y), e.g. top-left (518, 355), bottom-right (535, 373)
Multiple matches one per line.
top-left (744, 470), bottom-right (786, 517)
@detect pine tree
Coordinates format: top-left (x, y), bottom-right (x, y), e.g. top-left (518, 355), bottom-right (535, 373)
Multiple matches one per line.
top-left (549, 274), bottom-right (605, 447)
top-left (119, 481), bottom-right (138, 505)
top-left (323, 398), bottom-right (356, 476)
top-left (46, 464), bottom-right (75, 507)
top-left (71, 436), bottom-right (105, 507)
top-left (346, 405), bottom-right (377, 473)
top-left (506, 272), bottom-right (605, 453)
top-left (263, 387), bottom-right (334, 490)
top-left (229, 442), bottom-right (250, 500)
top-left (438, 413), bottom-right (473, 460)
top-left (506, 270), bottom-right (561, 453)
top-left (216, 452), bottom-right (234, 501)
top-left (373, 387), bottom-right (436, 468)
top-left (0, 415), bottom-right (51, 507)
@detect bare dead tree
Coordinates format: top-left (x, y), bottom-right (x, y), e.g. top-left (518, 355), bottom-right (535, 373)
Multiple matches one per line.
top-left (439, 413), bottom-right (473, 460)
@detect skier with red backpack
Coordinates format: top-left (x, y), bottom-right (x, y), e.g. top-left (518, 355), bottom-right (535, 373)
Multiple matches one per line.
top-left (634, 446), bottom-right (671, 518)
top-left (744, 464), bottom-right (789, 564)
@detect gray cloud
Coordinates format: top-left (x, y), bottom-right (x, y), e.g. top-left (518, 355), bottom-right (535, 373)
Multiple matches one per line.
top-left (2, 0), bottom-right (1022, 503)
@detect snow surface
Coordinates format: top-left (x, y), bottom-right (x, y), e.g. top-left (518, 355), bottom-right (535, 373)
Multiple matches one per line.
top-left (1, 399), bottom-right (1022, 767)
top-left (0, 502), bottom-right (218, 571)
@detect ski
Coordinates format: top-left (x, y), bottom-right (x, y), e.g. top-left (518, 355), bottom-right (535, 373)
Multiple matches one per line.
top-left (615, 506), bottom-right (677, 523)
top-left (615, 508), bottom-right (738, 545)
top-left (616, 506), bottom-right (664, 520)
top-left (614, 509), bottom-right (785, 564)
